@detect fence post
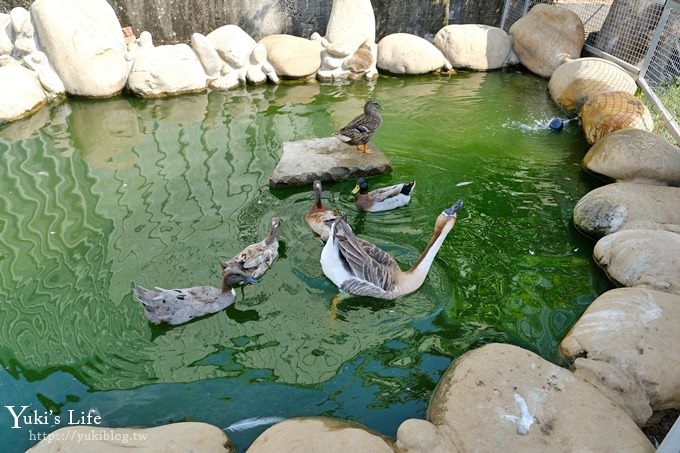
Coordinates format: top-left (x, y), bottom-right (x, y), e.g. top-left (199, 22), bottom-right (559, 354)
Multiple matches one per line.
top-left (500, 0), bottom-right (512, 30)
top-left (638, 1), bottom-right (672, 80)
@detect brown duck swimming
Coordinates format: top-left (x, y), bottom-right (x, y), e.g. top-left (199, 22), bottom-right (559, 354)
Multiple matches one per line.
top-left (133, 268), bottom-right (256, 326)
top-left (336, 100), bottom-right (383, 153)
top-left (306, 180), bottom-right (341, 242)
top-left (220, 217), bottom-right (282, 280)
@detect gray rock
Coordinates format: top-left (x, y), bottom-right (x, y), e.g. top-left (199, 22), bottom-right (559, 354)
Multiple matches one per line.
top-left (269, 137), bottom-right (392, 187)
top-left (27, 422), bottom-right (234, 452)
top-left (561, 288), bottom-right (680, 415)
top-left (573, 183), bottom-right (680, 238)
top-left (594, 229), bottom-right (680, 295)
top-left (396, 343), bottom-right (654, 453)
top-left (583, 129), bottom-right (680, 186)
top-left (248, 417), bottom-right (395, 453)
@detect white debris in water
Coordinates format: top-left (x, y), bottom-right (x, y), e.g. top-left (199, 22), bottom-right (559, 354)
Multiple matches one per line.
top-left (502, 393), bottom-right (535, 435)
top-left (223, 416), bottom-right (285, 432)
top-left (37, 171), bottom-right (49, 176)
top-left (456, 181), bottom-right (473, 187)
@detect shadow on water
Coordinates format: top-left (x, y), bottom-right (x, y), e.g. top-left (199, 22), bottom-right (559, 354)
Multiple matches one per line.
top-left (0, 72), bottom-right (599, 451)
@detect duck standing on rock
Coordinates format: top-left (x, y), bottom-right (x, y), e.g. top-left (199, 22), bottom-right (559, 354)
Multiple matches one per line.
top-left (352, 177), bottom-right (416, 212)
top-left (306, 180), bottom-right (341, 242)
top-left (133, 268), bottom-right (256, 326)
top-left (336, 100), bottom-right (383, 153)
top-left (220, 217), bottom-right (282, 280)
top-left (321, 200), bottom-right (463, 300)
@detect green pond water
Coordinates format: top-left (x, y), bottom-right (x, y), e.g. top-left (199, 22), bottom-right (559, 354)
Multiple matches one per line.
top-left (0, 71), bottom-right (608, 451)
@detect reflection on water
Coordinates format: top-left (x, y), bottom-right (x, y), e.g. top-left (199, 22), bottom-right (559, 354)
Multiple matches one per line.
top-left (0, 72), bottom-right (602, 451)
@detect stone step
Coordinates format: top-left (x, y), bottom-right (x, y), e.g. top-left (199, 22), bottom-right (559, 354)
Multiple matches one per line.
top-left (269, 137), bottom-right (392, 187)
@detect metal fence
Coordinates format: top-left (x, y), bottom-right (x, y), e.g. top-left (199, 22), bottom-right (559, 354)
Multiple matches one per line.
top-left (500, 0), bottom-right (680, 144)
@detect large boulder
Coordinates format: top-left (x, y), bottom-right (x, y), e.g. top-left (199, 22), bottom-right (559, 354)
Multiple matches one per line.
top-left (126, 44), bottom-right (207, 98)
top-left (561, 288), bottom-right (680, 416)
top-left (581, 91), bottom-right (653, 144)
top-left (377, 33), bottom-right (451, 75)
top-left (573, 183), bottom-right (680, 238)
top-left (247, 417), bottom-right (395, 453)
top-left (594, 229), bottom-right (680, 295)
top-left (583, 129), bottom-right (680, 186)
top-left (206, 25), bottom-right (278, 86)
top-left (509, 4), bottom-right (585, 78)
top-left (313, 0), bottom-right (378, 81)
top-left (549, 58), bottom-right (637, 114)
top-left (259, 34), bottom-right (322, 79)
top-left (27, 422), bottom-right (234, 452)
top-left (396, 343), bottom-right (654, 452)
top-left (1, 13), bottom-right (14, 56)
top-left (433, 24), bottom-right (511, 71)
top-left (31, 0), bottom-right (128, 97)
top-left (0, 63), bottom-right (47, 125)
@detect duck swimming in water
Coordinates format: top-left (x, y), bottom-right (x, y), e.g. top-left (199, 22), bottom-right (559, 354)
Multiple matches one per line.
top-left (306, 180), bottom-right (341, 242)
top-left (352, 177), bottom-right (416, 212)
top-left (337, 100), bottom-right (383, 153)
top-left (221, 217), bottom-right (282, 280)
top-left (320, 200), bottom-right (463, 300)
top-left (133, 268), bottom-right (256, 326)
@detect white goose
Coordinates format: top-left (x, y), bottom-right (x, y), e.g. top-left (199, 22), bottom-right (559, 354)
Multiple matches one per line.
top-left (321, 200), bottom-right (463, 300)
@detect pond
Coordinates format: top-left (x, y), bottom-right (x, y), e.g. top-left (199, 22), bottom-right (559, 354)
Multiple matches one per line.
top-left (0, 71), bottom-right (607, 451)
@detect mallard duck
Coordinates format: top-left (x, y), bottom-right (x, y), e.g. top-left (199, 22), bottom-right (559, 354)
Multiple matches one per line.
top-left (352, 177), bottom-right (416, 212)
top-left (336, 100), bottom-right (383, 153)
top-left (305, 180), bottom-right (341, 242)
top-left (133, 269), bottom-right (256, 326)
top-left (220, 217), bottom-right (282, 280)
top-left (320, 200), bottom-right (463, 300)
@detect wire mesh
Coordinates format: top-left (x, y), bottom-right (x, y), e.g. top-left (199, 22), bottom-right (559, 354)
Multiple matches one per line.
top-left (642, 6), bottom-right (680, 121)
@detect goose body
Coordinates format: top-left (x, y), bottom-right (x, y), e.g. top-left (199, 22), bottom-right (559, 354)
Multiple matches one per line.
top-left (221, 217), bottom-right (282, 280)
top-left (133, 270), bottom-right (256, 325)
top-left (321, 201), bottom-right (463, 300)
top-left (305, 180), bottom-right (341, 242)
top-left (337, 100), bottom-right (383, 153)
top-left (352, 177), bottom-right (416, 212)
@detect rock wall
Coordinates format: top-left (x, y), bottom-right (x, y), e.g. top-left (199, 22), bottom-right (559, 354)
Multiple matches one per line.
top-left (1, 0), bottom-right (453, 44)
top-left (372, 0), bottom-right (449, 40)
top-left (449, 0), bottom-right (503, 28)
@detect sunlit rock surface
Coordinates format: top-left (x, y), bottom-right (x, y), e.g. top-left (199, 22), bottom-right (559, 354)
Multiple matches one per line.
top-left (270, 137), bottom-right (392, 187)
top-left (433, 24), bottom-right (511, 71)
top-left (509, 4), bottom-right (584, 78)
top-left (549, 58), bottom-right (637, 114)
top-left (260, 34), bottom-right (322, 79)
top-left (313, 0), bottom-right (378, 81)
top-left (31, 0), bottom-right (128, 97)
top-left (581, 91), bottom-right (653, 144)
top-left (377, 33), bottom-right (451, 75)
top-left (573, 183), bottom-right (680, 238)
top-left (561, 288), bottom-right (680, 417)
top-left (396, 343), bottom-right (654, 452)
top-left (127, 43), bottom-right (207, 97)
top-left (0, 63), bottom-right (46, 124)
top-left (594, 229), bottom-right (680, 295)
top-left (247, 417), bottom-right (395, 453)
top-left (583, 129), bottom-right (680, 186)
top-left (27, 422), bottom-right (234, 452)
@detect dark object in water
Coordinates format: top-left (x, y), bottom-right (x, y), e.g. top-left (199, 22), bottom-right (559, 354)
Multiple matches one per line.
top-left (549, 118), bottom-right (564, 132)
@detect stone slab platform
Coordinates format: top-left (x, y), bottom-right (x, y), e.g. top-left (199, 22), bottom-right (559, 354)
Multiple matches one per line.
top-left (269, 137), bottom-right (392, 187)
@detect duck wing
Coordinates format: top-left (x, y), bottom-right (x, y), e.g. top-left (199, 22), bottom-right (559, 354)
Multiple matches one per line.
top-left (133, 285), bottom-right (227, 325)
top-left (333, 219), bottom-right (400, 293)
top-left (369, 183), bottom-right (404, 202)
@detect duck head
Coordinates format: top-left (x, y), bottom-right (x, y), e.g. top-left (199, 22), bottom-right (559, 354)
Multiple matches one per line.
top-left (222, 269), bottom-right (257, 292)
top-left (313, 180), bottom-right (323, 205)
top-left (364, 100), bottom-right (383, 114)
top-left (351, 177), bottom-right (369, 195)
